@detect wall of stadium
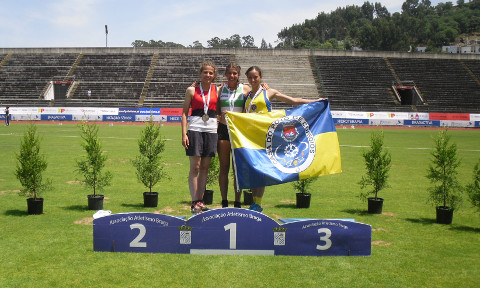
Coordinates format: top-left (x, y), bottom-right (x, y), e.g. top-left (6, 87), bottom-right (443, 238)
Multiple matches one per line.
top-left (2, 106), bottom-right (479, 128)
top-left (2, 47), bottom-right (480, 60)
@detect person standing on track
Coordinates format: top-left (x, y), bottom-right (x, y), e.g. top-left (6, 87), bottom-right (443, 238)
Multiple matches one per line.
top-left (4, 106), bottom-right (10, 126)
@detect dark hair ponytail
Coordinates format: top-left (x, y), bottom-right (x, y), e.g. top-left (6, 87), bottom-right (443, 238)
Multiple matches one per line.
top-left (245, 66), bottom-right (262, 77)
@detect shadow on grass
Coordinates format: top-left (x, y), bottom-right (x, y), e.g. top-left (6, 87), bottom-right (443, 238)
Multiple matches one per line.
top-left (449, 225), bottom-right (480, 233)
top-left (405, 218), bottom-right (480, 232)
top-left (62, 205), bottom-right (88, 212)
top-left (5, 209), bottom-right (28, 217)
top-left (342, 208), bottom-right (370, 216)
top-left (274, 203), bottom-right (297, 209)
top-left (405, 217), bottom-right (437, 225)
top-left (121, 203), bottom-right (144, 209)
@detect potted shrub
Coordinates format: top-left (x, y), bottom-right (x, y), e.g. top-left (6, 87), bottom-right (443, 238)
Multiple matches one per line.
top-left (132, 116), bottom-right (167, 207)
top-left (203, 157), bottom-right (219, 205)
top-left (15, 124), bottom-right (51, 215)
top-left (466, 158), bottom-right (480, 214)
top-left (359, 130), bottom-right (392, 214)
top-left (292, 178), bottom-right (317, 208)
top-left (76, 122), bottom-right (112, 210)
top-left (426, 129), bottom-right (463, 224)
top-left (243, 189), bottom-right (253, 206)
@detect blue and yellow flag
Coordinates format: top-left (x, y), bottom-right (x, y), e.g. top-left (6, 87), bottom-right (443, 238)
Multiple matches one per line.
top-left (226, 100), bottom-right (341, 190)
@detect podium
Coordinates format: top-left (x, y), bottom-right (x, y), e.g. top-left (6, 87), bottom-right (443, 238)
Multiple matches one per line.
top-left (93, 208), bottom-right (371, 256)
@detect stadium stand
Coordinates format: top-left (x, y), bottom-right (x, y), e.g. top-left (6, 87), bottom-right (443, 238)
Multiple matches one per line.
top-left (0, 48), bottom-right (479, 113)
top-left (388, 58), bottom-right (480, 113)
top-left (143, 53), bottom-right (231, 108)
top-left (0, 53), bottom-right (77, 106)
top-left (313, 56), bottom-right (412, 112)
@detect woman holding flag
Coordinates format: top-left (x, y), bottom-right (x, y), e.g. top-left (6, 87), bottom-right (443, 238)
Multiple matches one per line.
top-left (182, 61), bottom-right (219, 214)
top-left (243, 65), bottom-right (325, 212)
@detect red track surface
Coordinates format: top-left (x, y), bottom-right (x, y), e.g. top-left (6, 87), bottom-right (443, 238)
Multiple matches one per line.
top-left (8, 120), bottom-right (478, 131)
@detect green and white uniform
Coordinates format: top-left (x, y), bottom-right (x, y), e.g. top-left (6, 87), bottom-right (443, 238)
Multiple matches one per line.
top-left (219, 83), bottom-right (246, 114)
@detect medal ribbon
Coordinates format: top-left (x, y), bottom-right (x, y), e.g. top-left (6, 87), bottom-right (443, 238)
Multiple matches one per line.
top-left (228, 84), bottom-right (238, 112)
top-left (245, 88), bottom-right (263, 113)
top-left (199, 84), bottom-right (211, 118)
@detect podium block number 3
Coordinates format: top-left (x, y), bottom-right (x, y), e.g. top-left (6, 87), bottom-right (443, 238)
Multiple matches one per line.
top-left (316, 228), bottom-right (332, 250)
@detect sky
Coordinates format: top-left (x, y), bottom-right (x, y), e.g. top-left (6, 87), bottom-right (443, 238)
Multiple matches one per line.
top-left (0, 0), bottom-right (443, 48)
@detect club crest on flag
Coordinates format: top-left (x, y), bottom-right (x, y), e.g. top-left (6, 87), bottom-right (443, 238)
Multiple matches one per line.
top-left (266, 116), bottom-right (316, 174)
top-left (281, 121), bottom-right (298, 142)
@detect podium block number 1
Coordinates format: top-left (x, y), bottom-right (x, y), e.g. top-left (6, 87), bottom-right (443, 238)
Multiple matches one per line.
top-left (224, 223), bottom-right (237, 250)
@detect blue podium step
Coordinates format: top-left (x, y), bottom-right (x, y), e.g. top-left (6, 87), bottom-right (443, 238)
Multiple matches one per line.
top-left (93, 208), bottom-right (371, 256)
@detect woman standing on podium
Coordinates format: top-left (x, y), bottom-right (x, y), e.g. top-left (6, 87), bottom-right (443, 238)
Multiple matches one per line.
top-left (217, 63), bottom-right (251, 208)
top-left (182, 61), bottom-right (219, 215)
top-left (244, 65), bottom-right (324, 212)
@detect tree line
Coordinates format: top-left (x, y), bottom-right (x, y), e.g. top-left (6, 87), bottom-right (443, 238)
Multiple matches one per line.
top-left (131, 34), bottom-right (273, 49)
top-left (278, 0), bottom-right (480, 51)
top-left (132, 0), bottom-right (480, 52)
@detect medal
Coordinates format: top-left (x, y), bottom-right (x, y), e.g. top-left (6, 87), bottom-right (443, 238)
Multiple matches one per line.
top-left (199, 83), bottom-right (211, 122)
top-left (246, 88), bottom-right (263, 113)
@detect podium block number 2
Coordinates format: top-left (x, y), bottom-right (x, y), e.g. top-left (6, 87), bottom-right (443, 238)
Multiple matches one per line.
top-left (224, 223), bottom-right (237, 250)
top-left (316, 228), bottom-right (332, 251)
top-left (130, 223), bottom-right (147, 248)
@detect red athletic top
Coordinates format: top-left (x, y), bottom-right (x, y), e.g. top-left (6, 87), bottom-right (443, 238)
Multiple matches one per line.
top-left (187, 84), bottom-right (218, 133)
top-left (191, 85), bottom-right (218, 112)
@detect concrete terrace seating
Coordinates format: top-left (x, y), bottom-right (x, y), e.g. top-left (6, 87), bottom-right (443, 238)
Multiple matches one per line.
top-left (313, 56), bottom-right (410, 112)
top-left (463, 60), bottom-right (480, 78)
top-left (0, 53), bottom-right (77, 106)
top-left (65, 53), bottom-right (152, 107)
top-left (387, 58), bottom-right (480, 113)
top-left (142, 53), bottom-right (231, 108)
top-left (234, 54), bottom-right (319, 111)
top-left (73, 53), bottom-right (151, 82)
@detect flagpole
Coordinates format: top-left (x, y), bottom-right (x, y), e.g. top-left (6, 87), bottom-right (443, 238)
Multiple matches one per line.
top-left (105, 25), bottom-right (108, 47)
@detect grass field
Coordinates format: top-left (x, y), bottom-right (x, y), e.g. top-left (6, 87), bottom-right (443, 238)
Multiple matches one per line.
top-left (1, 122), bottom-right (479, 288)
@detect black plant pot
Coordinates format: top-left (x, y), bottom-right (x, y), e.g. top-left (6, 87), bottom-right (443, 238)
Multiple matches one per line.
top-left (243, 190), bottom-right (253, 205)
top-left (368, 197), bottom-right (384, 214)
top-left (88, 194), bottom-right (104, 210)
top-left (436, 206), bottom-right (454, 224)
top-left (203, 190), bottom-right (214, 205)
top-left (296, 193), bottom-right (311, 208)
top-left (143, 192), bottom-right (159, 207)
top-left (27, 198), bottom-right (44, 215)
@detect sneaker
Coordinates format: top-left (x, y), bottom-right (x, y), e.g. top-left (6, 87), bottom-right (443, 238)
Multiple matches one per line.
top-left (222, 200), bottom-right (229, 208)
top-left (234, 201), bottom-right (242, 208)
top-left (196, 201), bottom-right (209, 211)
top-left (248, 203), bottom-right (263, 213)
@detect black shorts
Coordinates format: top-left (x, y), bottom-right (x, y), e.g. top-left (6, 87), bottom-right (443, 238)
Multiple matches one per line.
top-left (185, 130), bottom-right (218, 157)
top-left (217, 122), bottom-right (230, 141)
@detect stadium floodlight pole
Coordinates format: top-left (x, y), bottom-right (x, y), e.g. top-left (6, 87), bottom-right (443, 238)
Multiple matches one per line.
top-left (105, 25), bottom-right (108, 47)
